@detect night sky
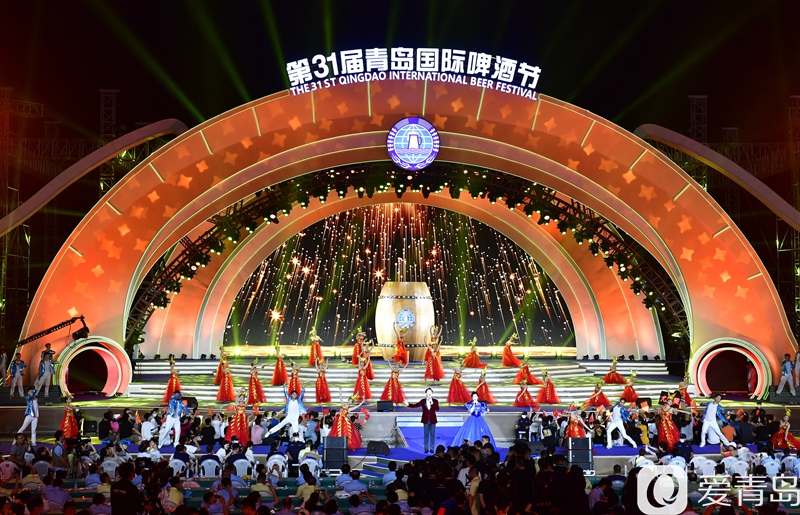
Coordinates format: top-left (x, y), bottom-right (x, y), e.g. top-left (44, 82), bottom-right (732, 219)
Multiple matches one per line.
top-left (2, 1), bottom-right (799, 343)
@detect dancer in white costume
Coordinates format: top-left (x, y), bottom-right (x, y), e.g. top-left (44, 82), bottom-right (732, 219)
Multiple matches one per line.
top-left (18, 387), bottom-right (39, 445)
top-left (700, 393), bottom-right (731, 447)
top-left (8, 353), bottom-right (26, 398)
top-left (777, 353), bottom-right (796, 396)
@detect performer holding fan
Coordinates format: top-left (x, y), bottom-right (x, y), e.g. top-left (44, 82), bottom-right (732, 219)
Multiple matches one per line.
top-left (603, 357), bottom-right (626, 384)
top-left (308, 328), bottom-right (324, 366)
top-left (248, 358), bottom-right (267, 405)
top-left (462, 338), bottom-right (486, 368)
top-left (214, 344), bottom-right (227, 386)
top-left (272, 345), bottom-right (287, 385)
top-left (514, 359), bottom-right (543, 385)
top-left (423, 326), bottom-right (445, 384)
top-left (381, 362), bottom-right (407, 404)
top-left (315, 358), bottom-right (332, 403)
top-left (501, 333), bottom-right (522, 367)
top-left (448, 363), bottom-right (471, 405)
top-left (352, 328), bottom-right (366, 366)
top-left (393, 323), bottom-right (409, 366)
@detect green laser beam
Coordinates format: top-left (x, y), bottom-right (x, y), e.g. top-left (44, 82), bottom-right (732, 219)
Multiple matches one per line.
top-left (385, 0), bottom-right (401, 48)
top-left (259, 0), bottom-right (290, 90)
top-left (87, 0), bottom-right (205, 123)
top-left (322, 0), bottom-right (333, 56)
top-left (186, 1), bottom-right (251, 102)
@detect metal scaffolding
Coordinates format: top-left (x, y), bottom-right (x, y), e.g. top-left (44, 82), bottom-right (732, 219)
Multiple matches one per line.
top-left (688, 95), bottom-right (709, 189)
top-left (98, 89), bottom-right (119, 198)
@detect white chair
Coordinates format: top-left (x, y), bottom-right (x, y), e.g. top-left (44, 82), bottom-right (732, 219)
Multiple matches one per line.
top-left (33, 461), bottom-right (53, 478)
top-left (267, 455), bottom-right (288, 479)
top-left (732, 460), bottom-right (749, 476)
top-left (660, 455), bottom-right (672, 465)
top-left (21, 481), bottom-right (41, 490)
top-left (721, 456), bottom-right (738, 475)
top-left (637, 459), bottom-right (656, 469)
top-left (0, 462), bottom-right (19, 481)
top-left (668, 457), bottom-right (686, 470)
top-left (162, 501), bottom-right (179, 511)
top-left (699, 461), bottom-right (717, 477)
top-left (46, 502), bottom-right (63, 513)
top-left (689, 456), bottom-right (708, 472)
top-left (232, 458), bottom-right (251, 477)
top-left (100, 460), bottom-right (118, 478)
top-left (169, 459), bottom-right (187, 478)
top-left (738, 449), bottom-right (753, 464)
top-left (781, 456), bottom-right (796, 473)
top-left (764, 460), bottom-right (781, 478)
top-left (198, 460), bottom-right (220, 478)
top-left (303, 457), bottom-right (320, 478)
top-left (611, 480), bottom-right (626, 489)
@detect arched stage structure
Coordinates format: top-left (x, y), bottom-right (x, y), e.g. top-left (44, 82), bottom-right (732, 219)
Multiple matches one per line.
top-left (17, 79), bottom-right (797, 397)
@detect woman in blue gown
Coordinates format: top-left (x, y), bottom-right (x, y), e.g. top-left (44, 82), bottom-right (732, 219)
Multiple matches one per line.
top-left (451, 392), bottom-right (496, 448)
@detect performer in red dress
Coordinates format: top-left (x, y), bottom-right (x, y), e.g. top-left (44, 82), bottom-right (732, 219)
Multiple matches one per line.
top-left (381, 362), bottom-right (407, 404)
top-left (621, 371), bottom-right (639, 404)
top-left (501, 333), bottom-right (522, 367)
top-left (214, 346), bottom-right (227, 386)
top-left (513, 359), bottom-right (543, 385)
top-left (353, 355), bottom-right (373, 401)
top-left (393, 324), bottom-right (409, 366)
top-left (448, 363), bottom-right (471, 404)
top-left (315, 358), bottom-right (332, 403)
top-left (513, 384), bottom-right (539, 408)
top-left (475, 368), bottom-right (497, 404)
top-left (462, 338), bottom-right (486, 368)
top-left (603, 357), bottom-right (626, 384)
top-left (772, 410), bottom-right (800, 450)
top-left (747, 361), bottom-right (758, 397)
top-left (423, 326), bottom-right (445, 384)
top-left (59, 397), bottom-right (79, 439)
top-left (308, 328), bottom-right (324, 366)
top-left (217, 362), bottom-right (236, 402)
top-left (361, 340), bottom-right (375, 380)
top-left (583, 380), bottom-right (612, 409)
top-left (247, 358), bottom-right (267, 405)
top-left (536, 369), bottom-right (561, 404)
top-left (656, 406), bottom-right (682, 451)
top-left (271, 345), bottom-right (288, 386)
top-left (351, 329), bottom-right (366, 366)
top-left (563, 411), bottom-right (589, 438)
top-left (287, 361), bottom-right (303, 395)
top-left (162, 357), bottom-right (182, 403)
top-left (330, 395), bottom-right (365, 451)
top-left (225, 388), bottom-right (250, 447)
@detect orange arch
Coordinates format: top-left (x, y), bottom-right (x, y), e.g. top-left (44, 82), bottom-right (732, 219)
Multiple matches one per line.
top-left (21, 80), bottom-right (795, 392)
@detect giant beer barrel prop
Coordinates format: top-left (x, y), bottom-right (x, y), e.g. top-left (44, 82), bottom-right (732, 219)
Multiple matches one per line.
top-left (375, 282), bottom-right (435, 362)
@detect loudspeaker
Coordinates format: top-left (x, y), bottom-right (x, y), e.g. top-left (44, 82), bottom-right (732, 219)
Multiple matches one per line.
top-left (83, 420), bottom-right (97, 435)
top-left (377, 401), bottom-right (394, 412)
top-left (526, 440), bottom-right (544, 454)
top-left (324, 437), bottom-right (348, 469)
top-left (636, 397), bottom-right (652, 410)
top-left (566, 437), bottom-right (590, 450)
top-left (366, 441), bottom-right (391, 456)
top-left (325, 437), bottom-right (347, 449)
top-left (568, 449), bottom-right (592, 465)
top-left (182, 396), bottom-right (199, 410)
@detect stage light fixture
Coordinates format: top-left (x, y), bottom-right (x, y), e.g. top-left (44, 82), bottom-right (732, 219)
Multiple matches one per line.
top-left (618, 354), bottom-right (626, 361)
top-left (589, 242), bottom-right (600, 256)
top-left (593, 354), bottom-right (600, 360)
top-left (628, 355), bottom-right (635, 361)
top-left (557, 220), bottom-right (569, 235)
top-left (642, 355), bottom-right (649, 361)
top-left (604, 255), bottom-right (615, 268)
top-left (181, 353), bottom-right (188, 360)
top-left (582, 354), bottom-right (589, 360)
top-left (654, 355), bottom-right (661, 361)
top-left (210, 354), bottom-right (216, 360)
top-left (200, 354), bottom-right (207, 360)
top-left (154, 354), bottom-right (161, 360)
top-left (523, 204), bottom-right (536, 217)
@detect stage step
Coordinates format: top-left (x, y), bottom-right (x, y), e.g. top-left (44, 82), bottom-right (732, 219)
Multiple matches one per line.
top-left (576, 360), bottom-right (669, 376)
top-left (396, 415), bottom-right (464, 427)
top-left (0, 386), bottom-right (64, 406)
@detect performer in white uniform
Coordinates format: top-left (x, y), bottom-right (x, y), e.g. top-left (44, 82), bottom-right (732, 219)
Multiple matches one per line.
top-left (8, 354), bottom-right (26, 398)
top-left (606, 398), bottom-right (638, 449)
top-left (158, 390), bottom-right (192, 448)
top-left (18, 387), bottom-right (39, 445)
top-left (34, 343), bottom-right (56, 397)
top-left (700, 393), bottom-right (731, 447)
top-left (777, 353), bottom-right (796, 396)
top-left (267, 385), bottom-right (308, 438)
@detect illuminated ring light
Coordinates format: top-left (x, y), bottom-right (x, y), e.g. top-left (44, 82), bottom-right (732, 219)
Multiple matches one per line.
top-left (56, 337), bottom-right (131, 398)
top-left (690, 338), bottom-right (772, 399)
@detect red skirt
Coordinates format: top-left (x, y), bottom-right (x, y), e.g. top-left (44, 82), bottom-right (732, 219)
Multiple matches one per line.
top-left (217, 372), bottom-right (236, 402)
top-left (424, 353), bottom-right (445, 381)
top-left (60, 409), bottom-right (79, 439)
top-left (536, 381), bottom-right (560, 404)
top-left (657, 415), bottom-right (681, 451)
top-left (316, 374), bottom-right (331, 403)
top-left (448, 373), bottom-right (471, 404)
top-left (622, 385), bottom-right (639, 403)
top-left (351, 341), bottom-right (363, 366)
top-left (309, 342), bottom-right (323, 366)
top-left (366, 360), bottom-right (375, 381)
top-left (584, 392), bottom-right (611, 407)
top-left (381, 374), bottom-right (406, 403)
top-left (288, 373), bottom-right (303, 396)
top-left (514, 389), bottom-right (539, 408)
top-left (225, 411), bottom-right (250, 447)
top-left (272, 358), bottom-right (287, 386)
top-left (330, 409), bottom-right (361, 450)
top-left (394, 342), bottom-right (408, 365)
top-left (680, 388), bottom-right (693, 407)
top-left (502, 346), bottom-right (521, 367)
top-left (477, 382), bottom-right (497, 404)
top-left (514, 366), bottom-right (543, 385)
top-left (463, 351), bottom-right (486, 368)
top-left (163, 373), bottom-right (182, 403)
top-left (604, 371), bottom-right (626, 384)
top-left (353, 369), bottom-right (372, 401)
top-left (564, 421), bottom-right (586, 439)
top-left (248, 375), bottom-right (266, 404)
top-left (214, 361), bottom-right (225, 385)
top-left (772, 427), bottom-right (800, 450)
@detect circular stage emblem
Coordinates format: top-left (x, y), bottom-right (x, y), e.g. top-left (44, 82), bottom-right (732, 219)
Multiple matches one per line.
top-left (395, 308), bottom-right (416, 330)
top-left (386, 117), bottom-right (440, 170)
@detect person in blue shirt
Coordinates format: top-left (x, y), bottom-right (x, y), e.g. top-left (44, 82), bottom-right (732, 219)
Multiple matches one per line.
top-left (382, 461), bottom-right (398, 486)
top-left (214, 477), bottom-right (239, 508)
top-left (85, 464), bottom-right (102, 489)
top-left (202, 491), bottom-right (229, 515)
top-left (43, 477), bottom-right (72, 509)
top-left (9, 353), bottom-right (26, 398)
top-left (35, 343), bottom-right (57, 397)
top-left (18, 387), bottom-right (39, 445)
top-left (777, 353), bottom-right (796, 396)
top-left (700, 393), bottom-right (731, 447)
top-left (89, 493), bottom-right (112, 515)
top-left (343, 470), bottom-right (368, 494)
top-left (349, 493), bottom-right (378, 515)
top-left (158, 390), bottom-right (192, 448)
top-left (336, 464), bottom-right (353, 487)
